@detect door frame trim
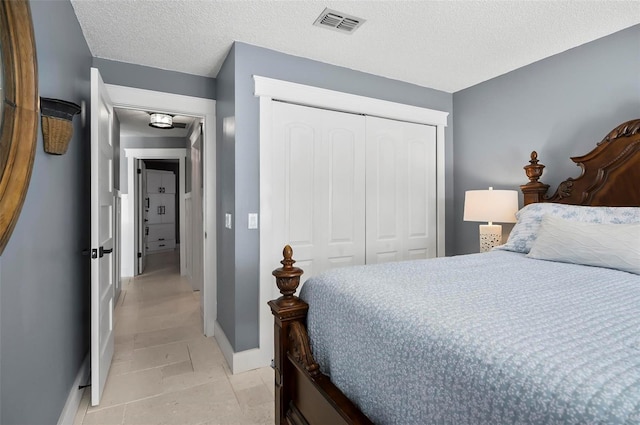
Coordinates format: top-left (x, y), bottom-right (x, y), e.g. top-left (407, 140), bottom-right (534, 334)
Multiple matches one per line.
top-left (125, 148), bottom-right (185, 272)
top-left (253, 75), bottom-right (448, 373)
top-left (107, 83), bottom-right (216, 337)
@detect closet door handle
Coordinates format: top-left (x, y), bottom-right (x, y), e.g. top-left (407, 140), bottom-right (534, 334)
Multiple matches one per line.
top-left (145, 198), bottom-right (149, 208)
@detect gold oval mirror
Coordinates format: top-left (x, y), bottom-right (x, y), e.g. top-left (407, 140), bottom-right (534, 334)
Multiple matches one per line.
top-left (0, 0), bottom-right (38, 254)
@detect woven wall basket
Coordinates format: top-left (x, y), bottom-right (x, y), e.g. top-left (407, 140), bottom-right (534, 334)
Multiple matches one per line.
top-left (40, 98), bottom-right (81, 155)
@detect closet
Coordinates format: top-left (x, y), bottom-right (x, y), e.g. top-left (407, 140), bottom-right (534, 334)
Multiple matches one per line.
top-left (145, 169), bottom-right (176, 252)
top-left (269, 101), bottom-right (437, 280)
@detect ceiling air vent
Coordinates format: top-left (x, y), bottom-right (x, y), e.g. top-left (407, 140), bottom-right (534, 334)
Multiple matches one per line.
top-left (313, 8), bottom-right (365, 34)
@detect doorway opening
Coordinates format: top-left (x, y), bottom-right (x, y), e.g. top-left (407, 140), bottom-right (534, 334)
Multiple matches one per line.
top-left (106, 83), bottom-right (217, 337)
top-left (138, 159), bottom-right (181, 276)
top-left (124, 148), bottom-right (187, 278)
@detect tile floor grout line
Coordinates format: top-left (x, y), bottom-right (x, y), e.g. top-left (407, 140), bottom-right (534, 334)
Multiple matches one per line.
top-left (186, 344), bottom-right (195, 373)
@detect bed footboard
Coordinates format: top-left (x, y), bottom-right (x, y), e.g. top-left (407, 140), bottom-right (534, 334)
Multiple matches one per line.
top-left (269, 246), bottom-right (373, 425)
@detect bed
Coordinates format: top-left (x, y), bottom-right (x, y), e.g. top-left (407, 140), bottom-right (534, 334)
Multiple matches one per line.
top-left (268, 118), bottom-right (640, 425)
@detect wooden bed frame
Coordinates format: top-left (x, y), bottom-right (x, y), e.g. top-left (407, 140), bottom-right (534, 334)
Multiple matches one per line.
top-left (268, 118), bottom-right (640, 425)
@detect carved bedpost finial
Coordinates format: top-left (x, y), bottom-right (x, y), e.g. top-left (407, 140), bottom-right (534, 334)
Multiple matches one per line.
top-left (281, 245), bottom-right (295, 270)
top-left (521, 151), bottom-right (549, 206)
top-left (524, 151), bottom-right (545, 184)
top-left (272, 245), bottom-right (304, 300)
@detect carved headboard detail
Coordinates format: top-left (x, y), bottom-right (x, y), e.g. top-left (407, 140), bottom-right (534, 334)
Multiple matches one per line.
top-left (521, 118), bottom-right (640, 207)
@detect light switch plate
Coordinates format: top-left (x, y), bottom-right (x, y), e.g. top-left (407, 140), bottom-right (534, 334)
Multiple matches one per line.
top-left (225, 213), bottom-right (232, 229)
top-left (248, 213), bottom-right (259, 229)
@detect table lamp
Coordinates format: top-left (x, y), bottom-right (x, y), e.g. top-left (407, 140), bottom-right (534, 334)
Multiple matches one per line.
top-left (464, 187), bottom-right (518, 252)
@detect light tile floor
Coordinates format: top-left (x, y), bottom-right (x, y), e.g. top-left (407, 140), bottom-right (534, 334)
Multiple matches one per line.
top-left (74, 250), bottom-right (275, 425)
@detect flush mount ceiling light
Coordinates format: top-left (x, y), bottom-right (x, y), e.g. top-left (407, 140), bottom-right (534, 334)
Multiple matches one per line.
top-left (149, 113), bottom-right (173, 129)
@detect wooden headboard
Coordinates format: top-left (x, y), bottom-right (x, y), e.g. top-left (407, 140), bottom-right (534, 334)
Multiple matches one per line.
top-left (521, 119), bottom-right (640, 207)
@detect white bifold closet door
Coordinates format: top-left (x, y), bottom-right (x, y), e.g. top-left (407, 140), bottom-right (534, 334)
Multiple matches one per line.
top-left (365, 116), bottom-right (437, 263)
top-left (271, 101), bottom-right (366, 280)
top-left (270, 101), bottom-right (437, 282)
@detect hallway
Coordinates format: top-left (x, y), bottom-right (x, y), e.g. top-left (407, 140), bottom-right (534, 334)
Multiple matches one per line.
top-left (74, 251), bottom-right (274, 425)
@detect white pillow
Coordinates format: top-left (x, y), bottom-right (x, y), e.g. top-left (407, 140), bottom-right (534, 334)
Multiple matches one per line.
top-left (527, 215), bottom-right (640, 275)
top-left (497, 203), bottom-right (640, 254)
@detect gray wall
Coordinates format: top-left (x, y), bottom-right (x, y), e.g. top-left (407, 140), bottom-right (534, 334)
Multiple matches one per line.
top-left (218, 42), bottom-right (454, 351)
top-left (93, 58), bottom-right (216, 100)
top-left (0, 1), bottom-right (93, 423)
top-left (452, 24), bottom-right (640, 255)
top-left (215, 44), bottom-right (236, 345)
top-left (119, 136), bottom-right (187, 194)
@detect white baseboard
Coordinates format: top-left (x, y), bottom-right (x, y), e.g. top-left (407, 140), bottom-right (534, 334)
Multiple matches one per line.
top-left (214, 321), bottom-right (270, 374)
top-left (57, 353), bottom-right (90, 425)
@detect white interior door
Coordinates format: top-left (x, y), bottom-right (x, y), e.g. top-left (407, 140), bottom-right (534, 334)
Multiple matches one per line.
top-left (137, 159), bottom-right (147, 274)
top-left (191, 125), bottom-right (204, 293)
top-left (365, 116), bottom-right (437, 263)
top-left (270, 101), bottom-right (366, 284)
top-left (90, 67), bottom-right (115, 406)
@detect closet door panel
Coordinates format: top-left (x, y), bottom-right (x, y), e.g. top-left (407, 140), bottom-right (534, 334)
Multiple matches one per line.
top-left (405, 128), bottom-right (437, 259)
top-left (271, 102), bottom-right (365, 282)
top-left (366, 117), bottom-right (437, 263)
top-left (376, 137), bottom-right (399, 240)
top-left (286, 123), bottom-right (315, 248)
top-left (326, 128), bottom-right (365, 269)
top-left (366, 122), bottom-right (404, 264)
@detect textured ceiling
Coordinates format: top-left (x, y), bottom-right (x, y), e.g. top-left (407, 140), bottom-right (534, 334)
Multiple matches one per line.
top-left (72, 0), bottom-right (640, 92)
top-left (71, 1), bottom-right (640, 93)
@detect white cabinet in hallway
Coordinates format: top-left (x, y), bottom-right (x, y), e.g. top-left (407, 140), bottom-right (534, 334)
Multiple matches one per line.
top-left (145, 169), bottom-right (176, 252)
top-left (147, 169), bottom-right (176, 194)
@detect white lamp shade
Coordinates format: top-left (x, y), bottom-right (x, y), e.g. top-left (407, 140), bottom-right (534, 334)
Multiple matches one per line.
top-left (463, 188), bottom-right (518, 223)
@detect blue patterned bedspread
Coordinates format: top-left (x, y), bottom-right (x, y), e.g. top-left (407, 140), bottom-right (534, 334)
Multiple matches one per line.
top-left (299, 251), bottom-right (640, 424)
